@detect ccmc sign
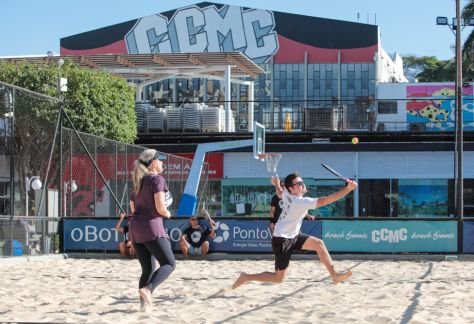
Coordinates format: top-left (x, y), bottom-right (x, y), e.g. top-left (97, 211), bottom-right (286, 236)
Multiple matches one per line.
top-left (322, 220), bottom-right (457, 253)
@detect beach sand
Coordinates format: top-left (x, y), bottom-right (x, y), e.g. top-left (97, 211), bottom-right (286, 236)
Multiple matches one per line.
top-left (0, 256), bottom-right (474, 323)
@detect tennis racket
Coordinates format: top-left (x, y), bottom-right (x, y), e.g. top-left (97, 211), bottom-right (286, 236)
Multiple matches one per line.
top-left (321, 163), bottom-right (350, 183)
top-left (199, 202), bottom-right (215, 226)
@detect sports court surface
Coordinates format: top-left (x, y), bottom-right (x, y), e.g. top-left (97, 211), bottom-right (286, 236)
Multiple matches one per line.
top-left (0, 256), bottom-right (473, 323)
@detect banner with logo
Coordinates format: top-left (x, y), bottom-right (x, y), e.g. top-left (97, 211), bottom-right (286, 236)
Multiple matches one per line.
top-left (63, 219), bottom-right (120, 251)
top-left (463, 221), bottom-right (474, 253)
top-left (63, 218), bottom-right (322, 253)
top-left (167, 219), bottom-right (322, 253)
top-left (322, 220), bottom-right (457, 252)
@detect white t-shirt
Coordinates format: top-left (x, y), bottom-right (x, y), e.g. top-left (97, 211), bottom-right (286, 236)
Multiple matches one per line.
top-left (273, 189), bottom-right (318, 238)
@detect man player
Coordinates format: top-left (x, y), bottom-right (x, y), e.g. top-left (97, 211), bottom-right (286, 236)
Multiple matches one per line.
top-left (232, 172), bottom-right (357, 290)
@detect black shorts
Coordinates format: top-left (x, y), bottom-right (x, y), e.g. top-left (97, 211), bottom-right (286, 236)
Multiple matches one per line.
top-left (272, 233), bottom-right (310, 271)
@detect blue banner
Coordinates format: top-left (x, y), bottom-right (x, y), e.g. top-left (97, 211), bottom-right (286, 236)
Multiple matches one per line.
top-left (63, 219), bottom-right (120, 251)
top-left (63, 218), bottom-right (322, 253)
top-left (322, 220), bottom-right (457, 252)
top-left (463, 221), bottom-right (474, 253)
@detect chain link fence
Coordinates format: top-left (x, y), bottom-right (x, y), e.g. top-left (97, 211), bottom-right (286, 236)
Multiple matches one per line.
top-left (0, 81), bottom-right (208, 257)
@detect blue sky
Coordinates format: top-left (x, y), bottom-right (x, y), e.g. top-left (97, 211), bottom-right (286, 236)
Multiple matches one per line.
top-left (0, 0), bottom-right (470, 60)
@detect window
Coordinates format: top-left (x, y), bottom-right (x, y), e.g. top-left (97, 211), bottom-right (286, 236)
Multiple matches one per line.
top-left (397, 179), bottom-right (448, 217)
top-left (378, 101), bottom-right (398, 114)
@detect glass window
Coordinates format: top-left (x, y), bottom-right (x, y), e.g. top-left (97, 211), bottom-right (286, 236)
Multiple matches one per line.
top-left (326, 71), bottom-right (332, 89)
top-left (397, 179), bottom-right (448, 217)
top-left (378, 101), bottom-right (398, 114)
top-left (314, 72), bottom-right (320, 89)
top-left (347, 71), bottom-right (355, 89)
top-left (311, 179), bottom-right (354, 217)
top-left (359, 179), bottom-right (394, 217)
top-left (464, 179), bottom-right (474, 217)
top-left (221, 178), bottom-right (275, 217)
top-left (361, 71), bottom-right (369, 89)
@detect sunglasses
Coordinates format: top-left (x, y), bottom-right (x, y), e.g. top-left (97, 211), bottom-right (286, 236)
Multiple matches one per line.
top-left (190, 218), bottom-right (198, 221)
top-left (291, 181), bottom-right (305, 187)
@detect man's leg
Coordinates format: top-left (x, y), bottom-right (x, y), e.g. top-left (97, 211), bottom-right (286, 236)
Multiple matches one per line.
top-left (201, 241), bottom-right (209, 256)
top-left (179, 237), bottom-right (189, 258)
top-left (232, 268), bottom-right (288, 290)
top-left (301, 236), bottom-right (352, 284)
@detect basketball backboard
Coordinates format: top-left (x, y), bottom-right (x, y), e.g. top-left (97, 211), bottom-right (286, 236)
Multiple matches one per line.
top-left (253, 121), bottom-right (265, 160)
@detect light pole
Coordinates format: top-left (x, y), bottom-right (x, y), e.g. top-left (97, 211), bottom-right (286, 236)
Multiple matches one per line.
top-left (25, 176), bottom-right (42, 218)
top-left (436, 9), bottom-right (474, 222)
top-left (63, 180), bottom-right (77, 217)
top-left (25, 176), bottom-right (42, 251)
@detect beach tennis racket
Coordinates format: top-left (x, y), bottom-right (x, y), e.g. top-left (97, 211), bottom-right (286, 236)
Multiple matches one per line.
top-left (199, 203), bottom-right (215, 226)
top-left (321, 163), bottom-right (350, 183)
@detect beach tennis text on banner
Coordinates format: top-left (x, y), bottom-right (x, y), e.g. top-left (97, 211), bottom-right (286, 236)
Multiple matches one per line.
top-left (322, 220), bottom-right (457, 253)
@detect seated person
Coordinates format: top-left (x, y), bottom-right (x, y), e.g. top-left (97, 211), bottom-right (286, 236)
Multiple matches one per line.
top-left (115, 212), bottom-right (136, 258)
top-left (179, 216), bottom-right (215, 258)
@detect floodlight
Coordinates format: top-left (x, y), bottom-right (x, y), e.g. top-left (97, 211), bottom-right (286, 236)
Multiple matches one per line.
top-left (436, 16), bottom-right (448, 25)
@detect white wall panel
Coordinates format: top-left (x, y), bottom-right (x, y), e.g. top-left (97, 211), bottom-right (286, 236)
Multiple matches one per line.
top-left (407, 152), bottom-right (433, 175)
top-left (433, 152), bottom-right (453, 177)
top-left (358, 152), bottom-right (384, 178)
top-left (383, 152), bottom-right (407, 177)
top-left (276, 152), bottom-right (302, 178)
top-left (224, 151), bottom-right (467, 179)
top-left (464, 151), bottom-right (474, 178)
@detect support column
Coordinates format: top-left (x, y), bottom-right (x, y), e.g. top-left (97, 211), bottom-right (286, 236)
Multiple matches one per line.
top-left (135, 85), bottom-right (142, 101)
top-left (248, 81), bottom-right (254, 131)
top-left (225, 65), bottom-right (231, 132)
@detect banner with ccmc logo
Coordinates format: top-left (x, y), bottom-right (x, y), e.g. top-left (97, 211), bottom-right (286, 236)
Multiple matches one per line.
top-left (322, 220), bottom-right (457, 253)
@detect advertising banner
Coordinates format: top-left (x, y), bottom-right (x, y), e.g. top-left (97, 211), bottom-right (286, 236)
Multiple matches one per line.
top-left (323, 220), bottom-right (457, 253)
top-left (63, 218), bottom-right (322, 253)
top-left (63, 219), bottom-right (120, 251)
top-left (463, 221), bottom-right (474, 253)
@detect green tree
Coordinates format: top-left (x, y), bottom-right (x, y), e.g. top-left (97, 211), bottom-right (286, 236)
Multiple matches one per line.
top-left (0, 60), bottom-right (137, 215)
top-left (0, 59), bottom-right (137, 142)
top-left (463, 1), bottom-right (474, 79)
top-left (402, 55), bottom-right (455, 82)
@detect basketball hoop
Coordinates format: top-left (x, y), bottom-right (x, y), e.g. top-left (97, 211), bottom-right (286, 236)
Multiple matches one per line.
top-left (258, 153), bottom-right (282, 174)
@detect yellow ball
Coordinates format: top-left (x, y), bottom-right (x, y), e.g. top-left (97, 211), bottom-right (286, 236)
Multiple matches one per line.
top-left (352, 137), bottom-right (359, 144)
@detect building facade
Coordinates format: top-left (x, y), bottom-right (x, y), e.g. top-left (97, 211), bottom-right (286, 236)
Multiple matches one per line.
top-left (60, 2), bottom-right (407, 132)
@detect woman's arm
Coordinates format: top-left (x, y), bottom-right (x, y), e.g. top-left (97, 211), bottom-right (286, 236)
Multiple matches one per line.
top-left (114, 213), bottom-right (126, 233)
top-left (154, 192), bottom-right (171, 218)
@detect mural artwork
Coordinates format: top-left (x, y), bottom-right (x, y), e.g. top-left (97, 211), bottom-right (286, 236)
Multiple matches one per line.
top-left (407, 84), bottom-right (474, 130)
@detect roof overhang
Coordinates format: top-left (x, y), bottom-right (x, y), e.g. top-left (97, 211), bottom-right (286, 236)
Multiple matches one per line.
top-left (0, 52), bottom-right (264, 84)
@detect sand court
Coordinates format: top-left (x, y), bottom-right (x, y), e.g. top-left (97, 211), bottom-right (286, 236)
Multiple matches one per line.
top-left (0, 256), bottom-right (474, 323)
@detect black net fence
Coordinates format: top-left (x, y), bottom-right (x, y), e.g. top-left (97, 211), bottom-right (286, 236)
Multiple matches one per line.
top-left (0, 81), bottom-right (207, 256)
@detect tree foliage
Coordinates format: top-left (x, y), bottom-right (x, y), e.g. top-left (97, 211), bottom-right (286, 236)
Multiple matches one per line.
top-left (0, 59), bottom-right (137, 143)
top-left (402, 55), bottom-right (456, 82)
top-left (463, 1), bottom-right (474, 78)
top-left (0, 60), bottom-right (137, 215)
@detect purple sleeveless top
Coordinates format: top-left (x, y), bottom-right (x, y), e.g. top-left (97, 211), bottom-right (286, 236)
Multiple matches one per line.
top-left (129, 173), bottom-right (168, 243)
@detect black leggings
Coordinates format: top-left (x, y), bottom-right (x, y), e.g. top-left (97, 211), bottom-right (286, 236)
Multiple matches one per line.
top-left (133, 238), bottom-right (176, 293)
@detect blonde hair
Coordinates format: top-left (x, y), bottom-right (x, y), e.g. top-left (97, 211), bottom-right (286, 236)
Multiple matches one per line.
top-left (132, 149), bottom-right (157, 196)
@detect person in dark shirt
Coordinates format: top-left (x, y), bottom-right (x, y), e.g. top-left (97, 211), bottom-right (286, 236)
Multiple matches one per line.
top-left (128, 149), bottom-right (176, 312)
top-left (269, 180), bottom-right (284, 234)
top-left (114, 213), bottom-right (136, 258)
top-left (179, 216), bottom-right (215, 258)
